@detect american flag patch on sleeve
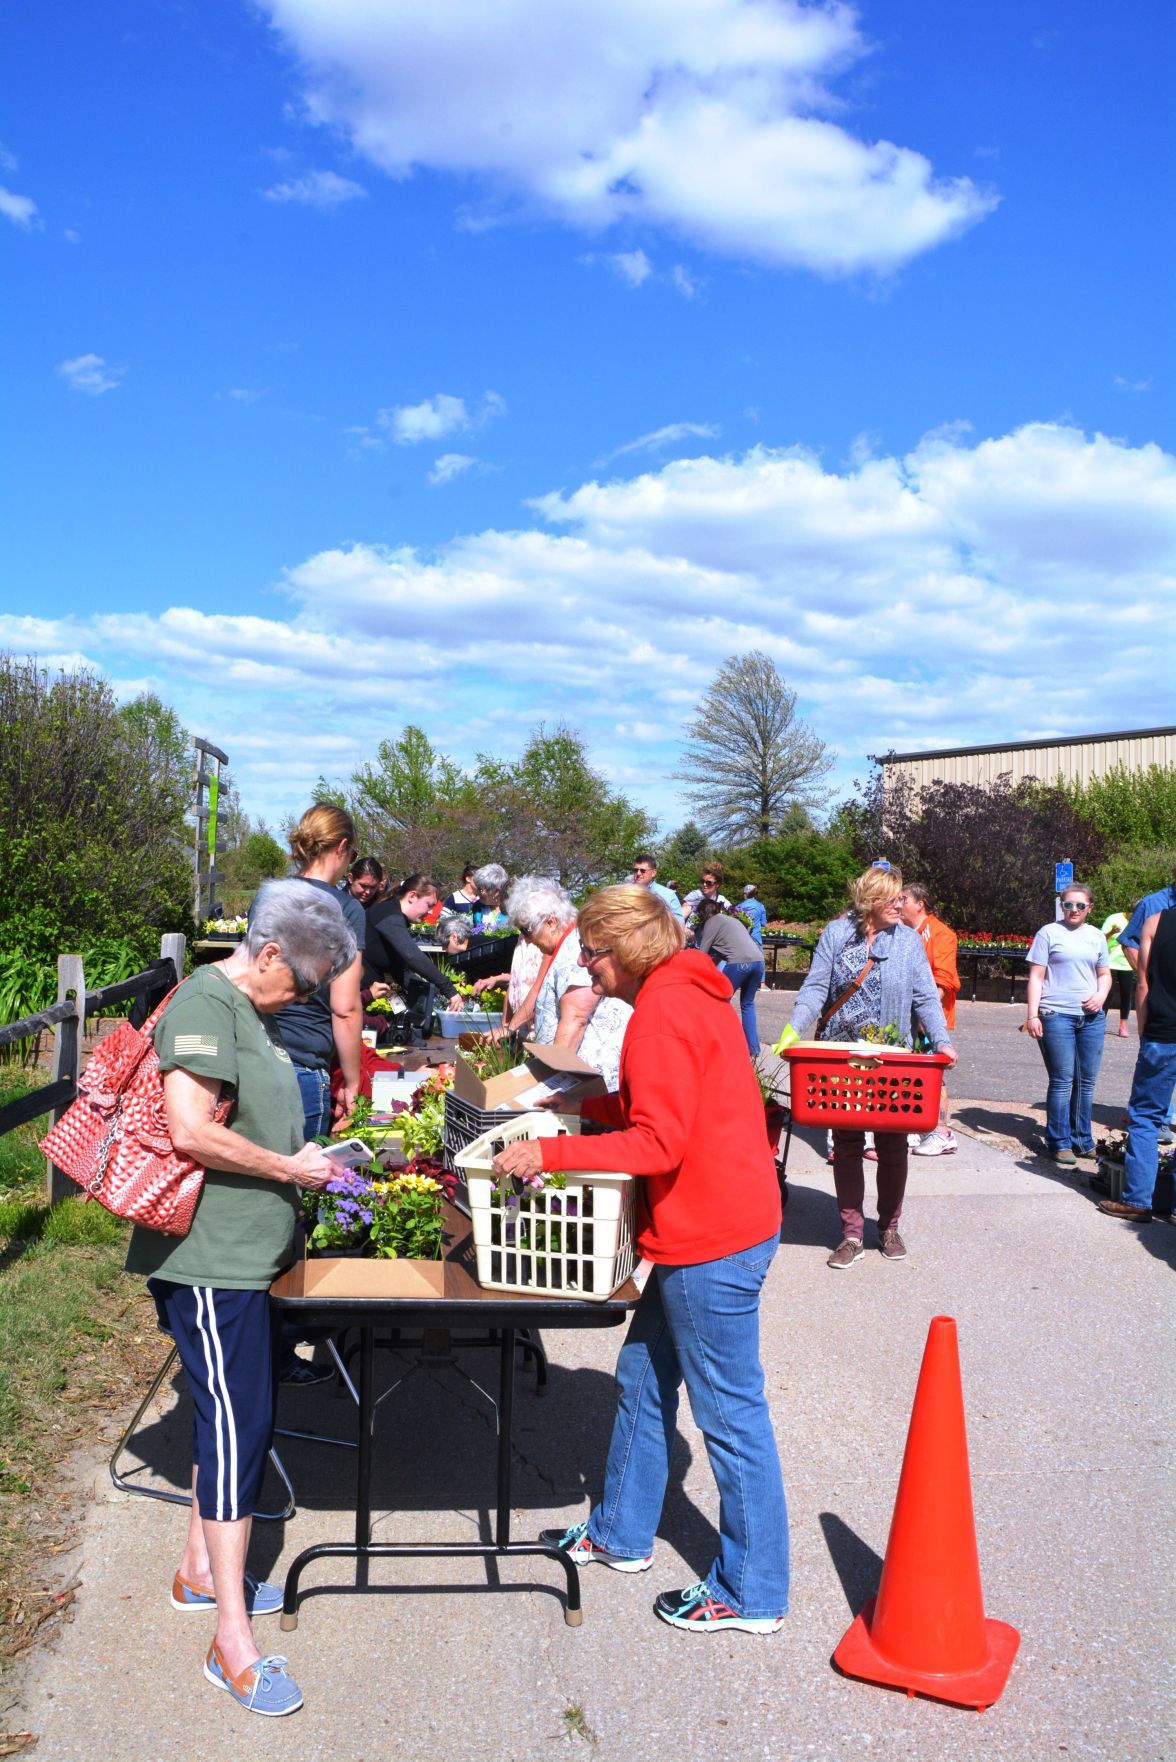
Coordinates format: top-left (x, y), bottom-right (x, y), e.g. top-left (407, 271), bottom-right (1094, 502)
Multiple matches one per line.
top-left (173, 1034), bottom-right (219, 1058)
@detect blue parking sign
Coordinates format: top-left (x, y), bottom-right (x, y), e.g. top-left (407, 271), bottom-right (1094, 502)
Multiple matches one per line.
top-left (1054, 860), bottom-right (1073, 893)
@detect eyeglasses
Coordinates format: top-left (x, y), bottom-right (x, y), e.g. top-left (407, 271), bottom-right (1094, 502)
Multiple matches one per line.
top-left (701, 878), bottom-right (718, 888)
top-left (1061, 900), bottom-right (1089, 912)
top-left (579, 943), bottom-right (612, 964)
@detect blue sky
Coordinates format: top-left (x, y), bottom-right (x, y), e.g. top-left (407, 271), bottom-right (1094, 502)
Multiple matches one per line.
top-left (2, 0), bottom-right (1173, 840)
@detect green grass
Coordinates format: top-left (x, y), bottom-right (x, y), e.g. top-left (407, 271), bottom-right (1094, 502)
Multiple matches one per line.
top-left (0, 1074), bottom-right (51, 1195)
top-left (0, 1194), bottom-right (156, 1670)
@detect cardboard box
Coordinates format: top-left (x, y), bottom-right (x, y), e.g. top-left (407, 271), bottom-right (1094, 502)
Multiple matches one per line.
top-left (451, 1039), bottom-right (607, 1112)
top-left (284, 1256), bottom-right (445, 1299)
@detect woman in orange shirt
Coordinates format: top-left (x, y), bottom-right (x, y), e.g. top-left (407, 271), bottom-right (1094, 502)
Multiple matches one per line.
top-left (898, 883), bottom-right (960, 1154)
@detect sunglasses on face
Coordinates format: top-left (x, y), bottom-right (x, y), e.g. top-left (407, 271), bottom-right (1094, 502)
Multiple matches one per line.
top-left (282, 957), bottom-right (321, 998)
top-left (1061, 901), bottom-right (1089, 911)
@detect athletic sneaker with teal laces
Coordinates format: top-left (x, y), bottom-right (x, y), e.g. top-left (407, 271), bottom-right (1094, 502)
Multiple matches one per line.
top-left (654, 1581), bottom-right (784, 1635)
top-left (538, 1519), bottom-right (652, 1572)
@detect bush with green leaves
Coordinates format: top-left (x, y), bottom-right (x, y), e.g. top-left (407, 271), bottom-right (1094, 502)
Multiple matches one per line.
top-left (1086, 846), bottom-right (1175, 919)
top-left (1063, 764), bottom-right (1176, 847)
top-left (717, 832), bottom-right (860, 923)
top-left (0, 657), bottom-right (193, 1048)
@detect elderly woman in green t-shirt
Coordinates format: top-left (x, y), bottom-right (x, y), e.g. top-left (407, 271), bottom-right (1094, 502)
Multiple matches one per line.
top-left (126, 879), bottom-right (355, 1719)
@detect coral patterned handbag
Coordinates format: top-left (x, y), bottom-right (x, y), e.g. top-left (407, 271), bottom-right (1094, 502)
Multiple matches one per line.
top-left (41, 984), bottom-right (231, 1236)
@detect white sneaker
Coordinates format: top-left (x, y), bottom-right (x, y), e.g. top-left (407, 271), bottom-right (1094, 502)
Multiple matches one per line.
top-left (911, 1129), bottom-right (955, 1157)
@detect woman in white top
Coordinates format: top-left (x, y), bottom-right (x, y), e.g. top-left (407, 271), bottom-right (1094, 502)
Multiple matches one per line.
top-left (1025, 883), bottom-right (1112, 1166)
top-left (505, 877), bottom-right (632, 1091)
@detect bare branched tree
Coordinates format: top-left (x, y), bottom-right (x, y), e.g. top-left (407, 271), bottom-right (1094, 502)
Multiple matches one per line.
top-left (673, 650), bottom-right (833, 844)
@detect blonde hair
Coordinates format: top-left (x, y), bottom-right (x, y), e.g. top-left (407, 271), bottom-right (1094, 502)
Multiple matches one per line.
top-left (289, 802), bottom-right (357, 872)
top-left (577, 884), bottom-right (685, 978)
top-left (850, 863), bottom-right (903, 921)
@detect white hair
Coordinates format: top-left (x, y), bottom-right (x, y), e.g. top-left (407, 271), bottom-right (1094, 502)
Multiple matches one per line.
top-left (246, 878), bottom-right (356, 989)
top-left (473, 862), bottom-right (508, 891)
top-left (505, 875), bottom-right (577, 935)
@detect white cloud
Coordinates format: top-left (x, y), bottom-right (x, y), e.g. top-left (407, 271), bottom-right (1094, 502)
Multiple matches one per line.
top-left (604, 422), bottom-right (720, 463)
top-left (4, 421), bottom-right (1170, 829)
top-left (261, 0), bottom-right (997, 275)
top-left (669, 264), bottom-right (699, 299)
top-left (63, 227), bottom-right (81, 244)
top-left (0, 185), bottom-right (38, 229)
top-left (57, 353), bottom-right (124, 395)
top-left (379, 390), bottom-right (505, 445)
top-left (428, 452), bottom-right (479, 485)
top-left (604, 249), bottom-right (653, 287)
top-left (262, 169), bottom-right (366, 206)
top-left (221, 386), bottom-right (268, 404)
top-left (1113, 375), bottom-right (1152, 393)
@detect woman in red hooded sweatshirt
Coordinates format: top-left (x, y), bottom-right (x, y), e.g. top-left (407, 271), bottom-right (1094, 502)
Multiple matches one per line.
top-left (493, 885), bottom-right (789, 1636)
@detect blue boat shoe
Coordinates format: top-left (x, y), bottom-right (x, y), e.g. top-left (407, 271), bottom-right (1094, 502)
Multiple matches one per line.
top-left (204, 1642), bottom-right (303, 1716)
top-left (172, 1571), bottom-right (284, 1617)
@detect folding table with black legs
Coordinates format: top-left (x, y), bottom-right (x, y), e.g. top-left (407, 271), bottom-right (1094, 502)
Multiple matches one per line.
top-left (270, 1209), bottom-right (639, 1632)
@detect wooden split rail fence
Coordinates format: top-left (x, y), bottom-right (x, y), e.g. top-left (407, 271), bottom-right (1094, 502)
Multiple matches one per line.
top-left (0, 934), bottom-right (187, 1203)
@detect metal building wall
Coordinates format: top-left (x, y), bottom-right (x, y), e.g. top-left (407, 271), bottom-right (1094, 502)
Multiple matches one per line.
top-left (881, 728), bottom-right (1176, 792)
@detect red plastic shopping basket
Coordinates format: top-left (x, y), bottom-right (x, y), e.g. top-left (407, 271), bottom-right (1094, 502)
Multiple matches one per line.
top-left (782, 1044), bottom-right (950, 1133)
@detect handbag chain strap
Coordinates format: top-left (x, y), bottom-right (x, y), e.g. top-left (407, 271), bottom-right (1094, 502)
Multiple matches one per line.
top-left (89, 1117), bottom-right (123, 1195)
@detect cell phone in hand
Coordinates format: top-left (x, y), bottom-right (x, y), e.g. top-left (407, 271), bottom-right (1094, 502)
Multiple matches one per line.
top-left (322, 1138), bottom-right (374, 1169)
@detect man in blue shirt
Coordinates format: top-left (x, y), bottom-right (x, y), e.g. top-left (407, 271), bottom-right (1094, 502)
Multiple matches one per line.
top-left (739, 883), bottom-right (768, 946)
top-left (1118, 870), bottom-right (1176, 965)
top-left (1119, 868), bottom-right (1176, 1144)
top-left (632, 853), bottom-right (686, 921)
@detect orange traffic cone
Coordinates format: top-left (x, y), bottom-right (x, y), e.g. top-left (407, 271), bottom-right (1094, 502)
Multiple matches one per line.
top-left (833, 1315), bottom-right (1019, 1709)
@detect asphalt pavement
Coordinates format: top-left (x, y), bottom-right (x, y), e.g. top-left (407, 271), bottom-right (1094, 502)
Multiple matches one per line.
top-left (12, 1019), bottom-right (1175, 1762)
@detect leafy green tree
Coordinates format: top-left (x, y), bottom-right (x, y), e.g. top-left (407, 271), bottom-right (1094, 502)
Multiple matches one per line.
top-left (719, 833), bottom-right (859, 923)
top-left (654, 821), bottom-right (709, 888)
top-left (477, 724), bottom-right (654, 890)
top-left (1087, 846), bottom-right (1176, 918)
top-left (674, 650), bottom-right (833, 843)
top-left (1063, 764), bottom-right (1176, 847)
top-left (118, 692), bottom-right (192, 812)
top-left (341, 720), bottom-right (654, 893)
top-left (0, 656), bottom-right (193, 1016)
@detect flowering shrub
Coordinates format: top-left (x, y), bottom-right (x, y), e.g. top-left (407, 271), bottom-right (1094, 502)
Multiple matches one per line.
top-left (958, 932), bottom-right (1032, 949)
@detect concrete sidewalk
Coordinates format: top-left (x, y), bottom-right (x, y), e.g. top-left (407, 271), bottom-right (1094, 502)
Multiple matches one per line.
top-left (13, 1125), bottom-right (1176, 1762)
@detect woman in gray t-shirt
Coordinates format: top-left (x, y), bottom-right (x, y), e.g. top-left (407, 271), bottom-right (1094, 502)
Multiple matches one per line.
top-left (1025, 885), bottom-right (1112, 1163)
top-left (696, 900), bottom-right (766, 1055)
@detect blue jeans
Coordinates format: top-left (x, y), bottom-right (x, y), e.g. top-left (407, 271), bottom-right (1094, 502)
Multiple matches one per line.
top-left (1037, 1007), bottom-right (1106, 1153)
top-left (717, 960), bottom-right (764, 1056)
top-left (295, 1065), bottom-right (331, 1141)
top-left (585, 1234), bottom-right (789, 1618)
top-left (1123, 1040), bottom-right (1176, 1208)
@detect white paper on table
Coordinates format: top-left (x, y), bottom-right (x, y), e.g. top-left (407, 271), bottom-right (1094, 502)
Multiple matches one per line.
top-left (512, 1071), bottom-right (586, 1108)
top-left (371, 1070), bottom-right (430, 1110)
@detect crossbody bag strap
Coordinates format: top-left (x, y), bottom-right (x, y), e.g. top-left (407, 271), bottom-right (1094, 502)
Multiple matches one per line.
top-left (817, 956), bottom-right (877, 1032)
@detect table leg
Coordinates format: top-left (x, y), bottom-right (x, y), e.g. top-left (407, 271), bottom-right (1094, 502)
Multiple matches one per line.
top-left (280, 1317), bottom-right (583, 1631)
top-left (495, 1327), bottom-right (515, 1549)
top-left (355, 1325), bottom-right (374, 1588)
